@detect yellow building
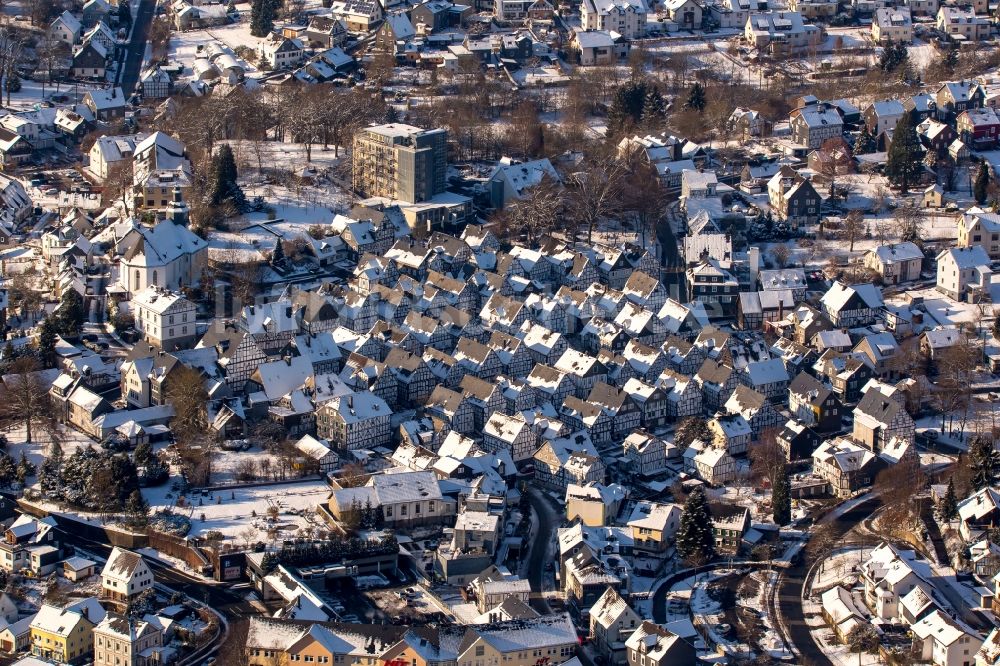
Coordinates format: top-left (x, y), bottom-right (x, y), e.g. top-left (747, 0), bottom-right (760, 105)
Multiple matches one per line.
top-left (565, 483), bottom-right (625, 527)
top-left (246, 613), bottom-right (578, 666)
top-left (30, 602), bottom-right (97, 664)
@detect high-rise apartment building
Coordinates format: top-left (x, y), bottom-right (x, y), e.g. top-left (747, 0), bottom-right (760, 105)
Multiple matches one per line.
top-left (352, 123), bottom-right (447, 203)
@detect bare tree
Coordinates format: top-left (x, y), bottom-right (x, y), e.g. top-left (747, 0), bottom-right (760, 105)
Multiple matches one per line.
top-left (498, 173), bottom-right (563, 245)
top-left (748, 428), bottom-right (785, 488)
top-left (771, 244), bottom-right (791, 268)
top-left (0, 28), bottom-right (25, 107)
top-left (893, 204), bottom-right (922, 243)
top-left (103, 160), bottom-right (135, 218)
top-left (874, 457), bottom-right (925, 537)
top-left (566, 158), bottom-right (627, 243)
top-left (0, 357), bottom-right (62, 444)
top-left (844, 209), bottom-right (864, 253)
top-left (622, 153), bottom-right (669, 247)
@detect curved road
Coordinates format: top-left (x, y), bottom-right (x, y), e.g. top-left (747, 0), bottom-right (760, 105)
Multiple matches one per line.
top-left (647, 496), bottom-right (884, 665)
top-left (774, 497), bottom-right (883, 666)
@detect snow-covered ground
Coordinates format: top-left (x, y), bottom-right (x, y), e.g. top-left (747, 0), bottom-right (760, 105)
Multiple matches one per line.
top-left (142, 478), bottom-right (331, 540)
top-left (6, 422), bottom-right (99, 470)
top-left (809, 546), bottom-right (870, 595)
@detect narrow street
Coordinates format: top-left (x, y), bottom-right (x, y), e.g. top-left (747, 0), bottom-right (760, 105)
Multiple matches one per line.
top-left (118, 0), bottom-right (156, 95)
top-left (656, 204), bottom-right (686, 303)
top-left (524, 486), bottom-right (560, 615)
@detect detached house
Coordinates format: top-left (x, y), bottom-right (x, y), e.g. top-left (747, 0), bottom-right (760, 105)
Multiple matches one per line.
top-left (101, 547), bottom-right (153, 602)
top-left (767, 166), bottom-right (822, 229)
top-left (863, 242), bottom-right (923, 284)
top-left (936, 6), bottom-right (990, 42)
top-left (625, 622), bottom-right (697, 666)
top-left (872, 7), bottom-right (912, 43)
top-left (789, 102), bottom-right (844, 149)
top-left (50, 10), bottom-right (82, 44)
top-left (259, 34), bottom-right (305, 68)
top-left (580, 0), bottom-right (648, 39)
top-left (937, 246), bottom-right (992, 301)
top-left (958, 207), bottom-right (1000, 259)
top-left (590, 588), bottom-right (641, 666)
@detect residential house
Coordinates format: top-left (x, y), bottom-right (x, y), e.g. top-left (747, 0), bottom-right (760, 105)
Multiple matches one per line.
top-left (624, 622), bottom-right (696, 666)
top-left (315, 392), bottom-right (392, 450)
top-left (788, 371), bottom-right (841, 431)
top-left (958, 207), bottom-right (1000, 259)
top-left (93, 613), bottom-right (164, 666)
top-left (724, 385), bottom-right (783, 434)
top-left (936, 80), bottom-right (985, 120)
top-left (789, 102), bottom-right (844, 149)
top-left (767, 166), bottom-right (823, 229)
top-left (590, 588), bottom-right (641, 666)
top-left (83, 87), bottom-right (126, 121)
top-left (863, 242), bottom-right (923, 284)
top-left (813, 437), bottom-right (881, 498)
top-left (580, 0), bottom-right (648, 38)
top-left (50, 11), bottom-right (82, 44)
top-left (820, 281), bottom-right (884, 327)
top-left (329, 470), bottom-right (453, 527)
top-left (936, 6), bottom-right (990, 42)
top-left (937, 246), bottom-right (992, 301)
top-left (30, 602), bottom-right (99, 664)
top-left (911, 610), bottom-right (983, 666)
top-left (626, 501), bottom-right (681, 555)
top-left (259, 34), bottom-right (305, 68)
top-left (693, 445), bottom-right (737, 485)
top-left (101, 547), bottom-right (153, 602)
top-left (744, 11), bottom-right (821, 54)
top-left (131, 287), bottom-right (197, 351)
top-left (872, 7), bottom-right (912, 43)
top-left (566, 483), bottom-right (627, 527)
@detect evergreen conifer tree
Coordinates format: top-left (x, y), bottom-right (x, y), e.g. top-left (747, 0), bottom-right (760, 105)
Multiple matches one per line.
top-left (854, 126), bottom-right (875, 155)
top-left (39, 441), bottom-right (63, 495)
top-left (685, 82), bottom-right (706, 112)
top-left (974, 161), bottom-right (990, 205)
top-left (0, 453), bottom-right (16, 487)
top-left (38, 317), bottom-right (56, 367)
top-left (642, 87), bottom-right (666, 124)
top-left (16, 452), bottom-right (34, 484)
top-left (885, 111), bottom-right (922, 192)
top-left (939, 478), bottom-right (958, 522)
top-left (126, 490), bottom-right (150, 527)
top-left (250, 0), bottom-right (269, 36)
top-left (969, 435), bottom-right (1000, 491)
top-left (607, 81), bottom-right (648, 135)
top-left (676, 485), bottom-right (715, 565)
top-left (772, 464), bottom-right (791, 526)
top-left (56, 289), bottom-right (85, 337)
